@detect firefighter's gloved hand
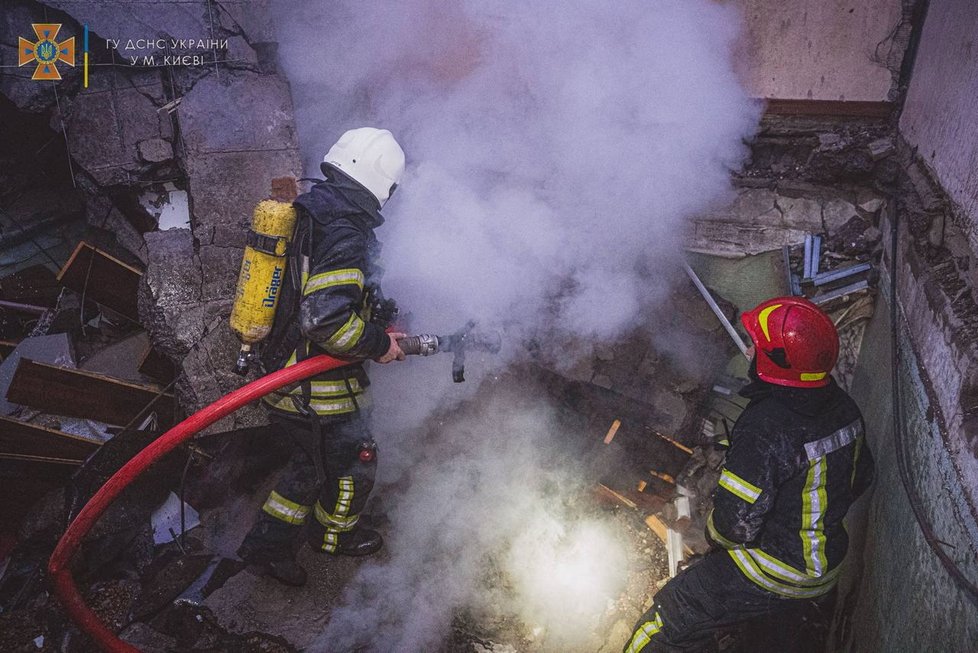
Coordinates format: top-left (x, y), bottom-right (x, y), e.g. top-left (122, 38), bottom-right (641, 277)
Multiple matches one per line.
top-left (376, 332), bottom-right (407, 363)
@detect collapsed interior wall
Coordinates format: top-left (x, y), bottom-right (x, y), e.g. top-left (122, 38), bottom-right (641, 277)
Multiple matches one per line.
top-left (1, 0), bottom-right (303, 429)
top-left (734, 0), bottom-right (912, 102)
top-left (839, 0), bottom-right (978, 647)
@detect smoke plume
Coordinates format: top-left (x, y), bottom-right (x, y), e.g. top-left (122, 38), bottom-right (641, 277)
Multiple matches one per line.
top-left (271, 0), bottom-right (760, 650)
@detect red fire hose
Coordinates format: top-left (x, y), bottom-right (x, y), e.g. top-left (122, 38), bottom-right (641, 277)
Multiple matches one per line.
top-left (47, 354), bottom-right (349, 652)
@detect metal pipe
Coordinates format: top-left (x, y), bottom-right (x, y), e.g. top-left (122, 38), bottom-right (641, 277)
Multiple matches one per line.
top-left (812, 262), bottom-right (872, 287)
top-left (682, 262), bottom-right (749, 358)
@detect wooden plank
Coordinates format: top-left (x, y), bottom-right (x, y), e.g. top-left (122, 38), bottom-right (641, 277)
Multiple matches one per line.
top-left (57, 241), bottom-right (143, 320)
top-left (762, 99), bottom-right (894, 119)
top-left (0, 340), bottom-right (19, 359)
top-left (0, 264), bottom-right (61, 306)
top-left (0, 415), bottom-right (100, 463)
top-left (6, 358), bottom-right (176, 427)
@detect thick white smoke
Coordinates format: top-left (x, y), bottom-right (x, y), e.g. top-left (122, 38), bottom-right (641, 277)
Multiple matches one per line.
top-left (272, 1), bottom-right (760, 650)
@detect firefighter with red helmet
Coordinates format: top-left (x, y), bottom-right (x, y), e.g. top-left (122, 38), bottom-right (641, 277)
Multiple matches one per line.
top-left (624, 297), bottom-right (875, 653)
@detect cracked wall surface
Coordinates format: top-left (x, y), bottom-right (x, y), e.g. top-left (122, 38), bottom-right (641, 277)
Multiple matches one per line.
top-left (734, 0), bottom-right (913, 101)
top-left (1, 0), bottom-right (302, 427)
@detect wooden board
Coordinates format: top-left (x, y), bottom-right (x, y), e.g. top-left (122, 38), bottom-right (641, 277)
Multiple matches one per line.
top-left (0, 264), bottom-right (61, 306)
top-left (6, 358), bottom-right (176, 427)
top-left (763, 99), bottom-right (894, 119)
top-left (57, 241), bottom-right (143, 320)
top-left (0, 415), bottom-right (100, 464)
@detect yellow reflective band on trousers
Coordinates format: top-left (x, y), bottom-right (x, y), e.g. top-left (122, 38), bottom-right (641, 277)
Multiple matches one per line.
top-left (718, 469), bottom-right (762, 504)
top-left (801, 456), bottom-right (829, 575)
top-left (261, 490), bottom-right (310, 525)
top-left (303, 268), bottom-right (364, 295)
top-left (728, 549), bottom-right (838, 599)
top-left (706, 509), bottom-right (739, 549)
top-left (326, 312), bottom-right (366, 353)
top-left (317, 476), bottom-right (357, 553)
top-left (625, 611), bottom-right (664, 653)
top-left (745, 547), bottom-right (842, 587)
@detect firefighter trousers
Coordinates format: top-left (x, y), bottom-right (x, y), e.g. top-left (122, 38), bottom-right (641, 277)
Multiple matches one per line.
top-left (237, 411), bottom-right (377, 561)
top-left (623, 550), bottom-right (834, 653)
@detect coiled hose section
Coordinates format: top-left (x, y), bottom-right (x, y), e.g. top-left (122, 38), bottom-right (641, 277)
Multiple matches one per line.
top-left (48, 354), bottom-right (349, 652)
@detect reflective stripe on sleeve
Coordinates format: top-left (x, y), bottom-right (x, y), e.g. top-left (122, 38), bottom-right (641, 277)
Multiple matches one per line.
top-left (261, 491), bottom-right (311, 525)
top-left (718, 469), bottom-right (763, 504)
top-left (624, 611), bottom-right (664, 653)
top-left (326, 313), bottom-right (366, 353)
top-left (303, 268), bottom-right (364, 295)
top-left (706, 509), bottom-right (739, 549)
top-left (801, 456), bottom-right (829, 576)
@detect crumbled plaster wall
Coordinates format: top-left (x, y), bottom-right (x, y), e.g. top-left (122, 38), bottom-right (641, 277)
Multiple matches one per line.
top-left (688, 111), bottom-right (978, 646)
top-left (734, 0), bottom-right (914, 101)
top-left (0, 0), bottom-right (302, 427)
top-left (899, 0), bottom-right (978, 259)
top-left (838, 273), bottom-right (978, 651)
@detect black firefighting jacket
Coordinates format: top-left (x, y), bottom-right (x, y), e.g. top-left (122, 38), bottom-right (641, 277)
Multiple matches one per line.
top-left (706, 376), bottom-right (874, 598)
top-left (261, 173), bottom-right (391, 418)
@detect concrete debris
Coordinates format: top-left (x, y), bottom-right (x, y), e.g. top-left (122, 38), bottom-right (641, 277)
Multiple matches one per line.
top-left (822, 198), bottom-right (860, 232)
top-left (867, 137), bottom-right (896, 160)
top-left (58, 418), bottom-right (113, 445)
top-left (137, 138), bottom-right (174, 165)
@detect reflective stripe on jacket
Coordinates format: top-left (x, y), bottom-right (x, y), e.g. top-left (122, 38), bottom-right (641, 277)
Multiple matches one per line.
top-left (707, 377), bottom-right (874, 597)
top-left (261, 179), bottom-right (389, 418)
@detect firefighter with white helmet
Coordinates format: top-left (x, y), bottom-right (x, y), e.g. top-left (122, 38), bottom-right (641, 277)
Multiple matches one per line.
top-left (237, 128), bottom-right (407, 586)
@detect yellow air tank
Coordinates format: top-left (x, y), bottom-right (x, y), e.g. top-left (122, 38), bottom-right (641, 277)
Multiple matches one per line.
top-left (230, 196), bottom-right (297, 374)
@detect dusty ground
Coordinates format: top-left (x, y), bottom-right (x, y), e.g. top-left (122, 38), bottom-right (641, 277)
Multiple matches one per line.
top-left (200, 496), bottom-right (667, 652)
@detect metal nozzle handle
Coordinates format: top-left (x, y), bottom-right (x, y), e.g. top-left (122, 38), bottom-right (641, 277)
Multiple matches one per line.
top-left (396, 334), bottom-right (440, 356)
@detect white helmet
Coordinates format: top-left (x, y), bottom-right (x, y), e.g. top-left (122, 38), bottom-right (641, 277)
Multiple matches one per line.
top-left (323, 127), bottom-right (405, 207)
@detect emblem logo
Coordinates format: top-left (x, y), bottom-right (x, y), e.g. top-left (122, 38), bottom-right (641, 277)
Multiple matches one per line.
top-left (19, 23), bottom-right (75, 81)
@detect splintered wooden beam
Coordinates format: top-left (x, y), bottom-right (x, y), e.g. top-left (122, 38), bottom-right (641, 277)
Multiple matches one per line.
top-left (6, 358), bottom-right (176, 427)
top-left (57, 242), bottom-right (143, 320)
top-left (0, 415), bottom-right (101, 464)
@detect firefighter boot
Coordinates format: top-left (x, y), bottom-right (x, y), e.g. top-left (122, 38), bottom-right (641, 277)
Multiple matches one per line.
top-left (333, 527), bottom-right (384, 557)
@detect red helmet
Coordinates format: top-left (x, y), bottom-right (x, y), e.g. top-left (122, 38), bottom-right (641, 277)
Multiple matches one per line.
top-left (740, 296), bottom-right (839, 388)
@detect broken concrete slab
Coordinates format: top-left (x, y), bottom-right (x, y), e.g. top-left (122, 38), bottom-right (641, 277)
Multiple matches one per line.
top-left (775, 194), bottom-right (824, 231)
top-left (137, 138), bottom-right (174, 164)
top-left (65, 79), bottom-right (169, 186)
top-left (686, 220), bottom-right (810, 257)
top-left (822, 197), bottom-right (860, 233)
